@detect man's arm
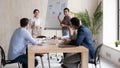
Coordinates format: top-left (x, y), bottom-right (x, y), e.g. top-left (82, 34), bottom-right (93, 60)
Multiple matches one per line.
top-left (58, 17), bottom-right (67, 27)
top-left (24, 30), bottom-right (40, 45)
top-left (58, 12), bottom-right (62, 23)
top-left (58, 13), bottom-right (67, 27)
top-left (69, 29), bottom-right (85, 46)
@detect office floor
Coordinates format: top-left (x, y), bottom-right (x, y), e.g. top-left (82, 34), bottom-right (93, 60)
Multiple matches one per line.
top-left (4, 54), bottom-right (120, 68)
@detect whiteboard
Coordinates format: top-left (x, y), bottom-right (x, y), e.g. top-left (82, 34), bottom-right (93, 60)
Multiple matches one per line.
top-left (45, 0), bottom-right (68, 30)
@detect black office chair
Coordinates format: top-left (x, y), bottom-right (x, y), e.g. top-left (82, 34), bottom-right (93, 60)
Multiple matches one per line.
top-left (0, 46), bottom-right (21, 68)
top-left (36, 35), bottom-right (46, 38)
top-left (89, 43), bottom-right (103, 68)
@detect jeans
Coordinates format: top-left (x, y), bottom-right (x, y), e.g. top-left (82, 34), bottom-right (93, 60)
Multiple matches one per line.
top-left (12, 54), bottom-right (38, 68)
top-left (62, 29), bottom-right (69, 37)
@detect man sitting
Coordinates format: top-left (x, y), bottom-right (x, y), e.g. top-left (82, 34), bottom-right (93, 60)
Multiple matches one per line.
top-left (8, 18), bottom-right (41, 68)
top-left (62, 17), bottom-right (96, 68)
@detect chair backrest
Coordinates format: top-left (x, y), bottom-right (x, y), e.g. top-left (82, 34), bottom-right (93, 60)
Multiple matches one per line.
top-left (36, 35), bottom-right (46, 38)
top-left (0, 46), bottom-right (6, 66)
top-left (94, 43), bottom-right (103, 64)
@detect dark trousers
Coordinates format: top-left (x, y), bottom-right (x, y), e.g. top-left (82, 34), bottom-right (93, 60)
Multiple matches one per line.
top-left (12, 54), bottom-right (38, 68)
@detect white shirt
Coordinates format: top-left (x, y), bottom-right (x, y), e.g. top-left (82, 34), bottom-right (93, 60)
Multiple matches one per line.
top-left (30, 17), bottom-right (42, 27)
top-left (8, 27), bottom-right (40, 60)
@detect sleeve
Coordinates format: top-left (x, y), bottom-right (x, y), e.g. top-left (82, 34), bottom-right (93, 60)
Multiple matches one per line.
top-left (69, 29), bottom-right (85, 46)
top-left (24, 30), bottom-right (40, 45)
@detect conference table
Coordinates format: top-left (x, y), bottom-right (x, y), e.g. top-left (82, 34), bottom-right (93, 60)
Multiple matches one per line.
top-left (28, 39), bottom-right (88, 68)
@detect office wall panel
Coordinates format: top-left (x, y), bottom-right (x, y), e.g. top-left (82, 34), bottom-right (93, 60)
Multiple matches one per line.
top-left (0, 0), bottom-right (48, 56)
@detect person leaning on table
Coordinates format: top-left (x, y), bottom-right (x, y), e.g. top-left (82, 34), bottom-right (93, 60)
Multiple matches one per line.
top-left (8, 18), bottom-right (42, 68)
top-left (61, 17), bottom-right (96, 68)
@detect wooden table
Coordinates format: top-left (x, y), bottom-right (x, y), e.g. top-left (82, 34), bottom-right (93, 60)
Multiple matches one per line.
top-left (28, 44), bottom-right (88, 68)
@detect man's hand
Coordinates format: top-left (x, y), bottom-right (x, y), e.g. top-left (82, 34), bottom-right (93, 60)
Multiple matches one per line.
top-left (63, 38), bottom-right (71, 45)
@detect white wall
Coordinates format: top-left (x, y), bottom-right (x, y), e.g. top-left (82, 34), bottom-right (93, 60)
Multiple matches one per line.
top-left (67, 0), bottom-right (98, 16)
top-left (0, 0), bottom-right (48, 55)
top-left (101, 45), bottom-right (120, 66)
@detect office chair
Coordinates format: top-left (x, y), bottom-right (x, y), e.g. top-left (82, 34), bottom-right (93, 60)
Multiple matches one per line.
top-left (36, 35), bottom-right (46, 38)
top-left (0, 45), bottom-right (21, 68)
top-left (89, 43), bottom-right (103, 68)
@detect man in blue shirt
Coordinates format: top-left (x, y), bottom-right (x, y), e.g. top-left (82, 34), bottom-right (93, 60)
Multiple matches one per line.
top-left (61, 17), bottom-right (96, 68)
top-left (8, 18), bottom-right (41, 68)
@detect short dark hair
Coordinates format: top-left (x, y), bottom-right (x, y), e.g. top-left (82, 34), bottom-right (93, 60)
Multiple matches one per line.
top-left (33, 9), bottom-right (39, 14)
top-left (64, 8), bottom-right (69, 12)
top-left (70, 17), bottom-right (80, 27)
top-left (20, 18), bottom-right (29, 27)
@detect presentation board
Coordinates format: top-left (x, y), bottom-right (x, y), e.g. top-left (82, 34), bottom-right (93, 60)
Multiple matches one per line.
top-left (45, 0), bottom-right (68, 30)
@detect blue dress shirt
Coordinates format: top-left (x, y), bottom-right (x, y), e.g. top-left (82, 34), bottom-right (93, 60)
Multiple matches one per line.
top-left (69, 25), bottom-right (96, 60)
top-left (8, 27), bottom-right (39, 60)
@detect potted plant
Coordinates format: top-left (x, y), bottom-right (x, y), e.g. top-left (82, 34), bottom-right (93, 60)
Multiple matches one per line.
top-left (73, 1), bottom-right (103, 38)
top-left (115, 40), bottom-right (120, 47)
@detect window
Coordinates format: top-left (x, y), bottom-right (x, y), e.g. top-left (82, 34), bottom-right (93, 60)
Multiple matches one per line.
top-left (103, 0), bottom-right (117, 48)
top-left (118, 0), bottom-right (120, 40)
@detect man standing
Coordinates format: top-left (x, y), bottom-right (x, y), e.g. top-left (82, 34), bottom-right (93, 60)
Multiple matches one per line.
top-left (58, 8), bottom-right (71, 37)
top-left (62, 17), bottom-right (96, 68)
top-left (8, 18), bottom-right (41, 68)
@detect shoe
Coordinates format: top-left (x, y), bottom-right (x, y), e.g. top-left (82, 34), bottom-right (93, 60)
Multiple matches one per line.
top-left (61, 64), bottom-right (68, 68)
